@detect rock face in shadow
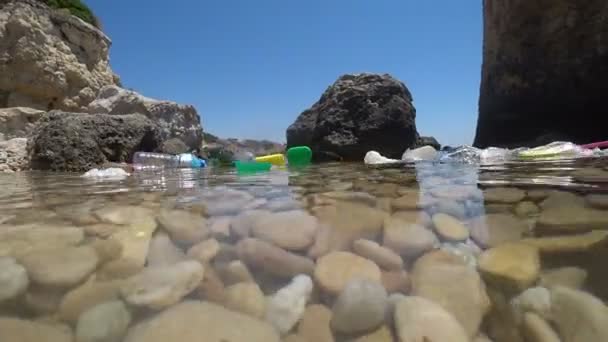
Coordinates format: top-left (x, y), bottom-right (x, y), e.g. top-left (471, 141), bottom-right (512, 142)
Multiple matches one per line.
top-left (475, 1), bottom-right (608, 148)
top-left (286, 73), bottom-right (418, 161)
top-left (88, 86), bottom-right (204, 152)
top-left (0, 0), bottom-right (117, 111)
top-left (28, 111), bottom-right (162, 171)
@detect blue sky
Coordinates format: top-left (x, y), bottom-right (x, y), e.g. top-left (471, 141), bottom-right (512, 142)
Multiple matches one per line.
top-left (87, 1), bottom-right (482, 146)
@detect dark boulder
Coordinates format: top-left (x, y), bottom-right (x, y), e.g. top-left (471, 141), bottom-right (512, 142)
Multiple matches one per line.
top-left (475, 0), bottom-right (608, 148)
top-left (28, 111), bottom-right (162, 171)
top-left (286, 73), bottom-right (418, 161)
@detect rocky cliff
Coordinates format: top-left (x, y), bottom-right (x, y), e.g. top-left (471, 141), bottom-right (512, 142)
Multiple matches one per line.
top-left (287, 73), bottom-right (419, 161)
top-left (0, 0), bottom-right (117, 111)
top-left (0, 0), bottom-right (206, 171)
top-left (475, 0), bottom-right (608, 148)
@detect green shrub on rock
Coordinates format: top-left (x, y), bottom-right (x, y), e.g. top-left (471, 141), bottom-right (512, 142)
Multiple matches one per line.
top-left (42, 0), bottom-right (100, 28)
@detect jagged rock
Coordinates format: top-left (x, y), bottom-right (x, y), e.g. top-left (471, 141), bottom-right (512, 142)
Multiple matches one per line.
top-left (0, 0), bottom-right (116, 111)
top-left (0, 137), bottom-right (27, 172)
top-left (88, 86), bottom-right (203, 152)
top-left (475, 0), bottom-right (608, 147)
top-left (0, 107), bottom-right (44, 140)
top-left (28, 111), bottom-right (162, 171)
top-left (286, 73), bottom-right (418, 161)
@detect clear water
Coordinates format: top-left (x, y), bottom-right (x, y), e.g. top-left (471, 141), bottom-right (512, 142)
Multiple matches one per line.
top-left (1, 158), bottom-right (608, 341)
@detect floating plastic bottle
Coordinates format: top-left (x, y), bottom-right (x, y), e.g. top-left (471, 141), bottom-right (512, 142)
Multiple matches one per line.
top-left (286, 146), bottom-right (313, 166)
top-left (132, 152), bottom-right (206, 170)
top-left (255, 153), bottom-right (286, 166)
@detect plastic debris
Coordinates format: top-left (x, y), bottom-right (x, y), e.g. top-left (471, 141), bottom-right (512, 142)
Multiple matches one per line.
top-left (364, 151), bottom-right (403, 165)
top-left (402, 146), bottom-right (438, 161)
top-left (82, 168), bottom-right (130, 180)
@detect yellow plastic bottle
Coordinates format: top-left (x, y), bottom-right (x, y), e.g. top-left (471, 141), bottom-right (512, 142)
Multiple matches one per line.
top-left (255, 153), bottom-right (286, 166)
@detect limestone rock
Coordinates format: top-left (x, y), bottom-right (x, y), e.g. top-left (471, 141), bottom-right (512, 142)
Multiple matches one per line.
top-left (312, 202), bottom-right (387, 252)
top-left (224, 282), bottom-right (266, 318)
top-left (88, 85), bottom-right (203, 151)
top-left (469, 213), bottom-right (527, 248)
top-left (187, 238), bottom-right (219, 264)
top-left (20, 245), bottom-right (99, 287)
top-left (586, 194), bottom-right (608, 209)
top-left (298, 304), bottom-right (334, 342)
top-left (157, 209), bottom-right (209, 244)
top-left (511, 287), bottom-right (552, 322)
top-left (0, 317), bottom-right (73, 342)
top-left (0, 107), bottom-right (44, 141)
top-left (284, 335), bottom-right (307, 342)
top-left (522, 312), bottom-right (561, 342)
top-left (120, 260), bottom-right (204, 310)
top-left (521, 230), bottom-right (608, 254)
top-left (352, 325), bottom-right (393, 342)
top-left (536, 206), bottom-right (608, 234)
top-left (539, 267), bottom-right (587, 290)
top-left (97, 206), bottom-right (157, 270)
top-left (216, 260), bottom-right (255, 285)
top-left (91, 238), bottom-right (123, 264)
top-left (353, 239), bottom-right (403, 271)
top-left (251, 210), bottom-right (318, 251)
top-left (28, 112), bottom-right (162, 171)
top-left (394, 296), bottom-right (469, 342)
top-left (432, 200), bottom-right (467, 219)
top-left (59, 279), bottom-right (122, 323)
top-left (0, 137), bottom-right (28, 172)
top-left (237, 238), bottom-right (314, 278)
top-left (286, 73), bottom-right (418, 161)
top-left (478, 243), bottom-right (540, 292)
top-left (231, 210), bottom-right (271, 239)
top-left (0, 0), bottom-right (116, 111)
top-left (24, 285), bottom-right (64, 314)
top-left (266, 274), bottom-right (313, 335)
top-left (551, 286), bottom-right (608, 342)
top-left (483, 187), bottom-right (526, 204)
top-left (411, 250), bottom-right (490, 337)
top-left (314, 251), bottom-right (381, 295)
top-left (383, 220), bottom-right (438, 259)
top-left (475, 0), bottom-right (608, 148)
top-left (76, 300), bottom-right (131, 342)
top-left (331, 279), bottom-right (388, 334)
top-left (381, 270), bottom-right (411, 294)
top-left (391, 210), bottom-right (431, 227)
top-left (572, 168), bottom-right (608, 183)
top-left (539, 191), bottom-right (585, 210)
top-left (514, 201), bottom-right (540, 218)
top-left (124, 301), bottom-right (279, 342)
top-left (197, 266), bottom-right (225, 303)
top-left (147, 232), bottom-right (186, 267)
top-left (208, 216), bottom-right (232, 239)
top-left (391, 195), bottom-right (424, 211)
top-left (0, 256), bottom-right (28, 302)
top-left (0, 224), bottom-right (84, 258)
top-left (432, 213), bottom-right (470, 242)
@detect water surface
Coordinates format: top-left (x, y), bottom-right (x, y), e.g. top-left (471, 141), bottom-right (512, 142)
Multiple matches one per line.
top-left (1, 158), bottom-right (608, 341)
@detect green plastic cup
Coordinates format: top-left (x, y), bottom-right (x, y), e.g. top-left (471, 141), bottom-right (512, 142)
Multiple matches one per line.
top-left (286, 146), bottom-right (313, 166)
top-left (234, 161), bottom-right (272, 174)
